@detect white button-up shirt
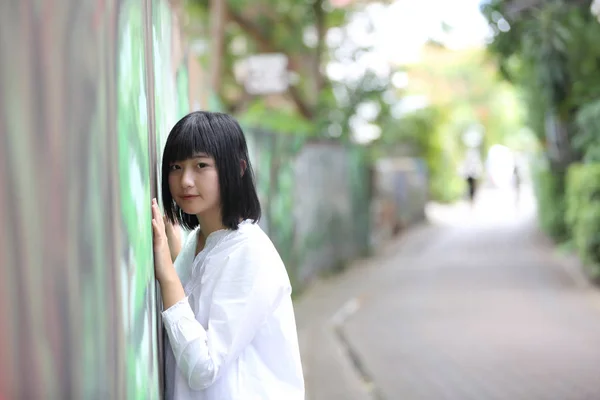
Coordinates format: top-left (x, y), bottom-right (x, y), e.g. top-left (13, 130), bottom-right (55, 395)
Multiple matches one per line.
top-left (162, 220), bottom-right (305, 400)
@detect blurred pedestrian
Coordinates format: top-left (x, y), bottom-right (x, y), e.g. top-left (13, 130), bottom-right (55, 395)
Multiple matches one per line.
top-left (466, 174), bottom-right (478, 208)
top-left (461, 152), bottom-right (482, 209)
top-left (513, 164), bottom-right (521, 210)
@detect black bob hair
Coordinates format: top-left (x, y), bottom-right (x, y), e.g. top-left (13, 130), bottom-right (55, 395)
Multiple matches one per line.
top-left (161, 111), bottom-right (261, 231)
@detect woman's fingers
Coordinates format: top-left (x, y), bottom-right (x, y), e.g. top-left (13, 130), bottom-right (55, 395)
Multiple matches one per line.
top-left (151, 199), bottom-right (166, 234)
top-left (151, 199), bottom-right (163, 222)
top-left (151, 220), bottom-right (161, 243)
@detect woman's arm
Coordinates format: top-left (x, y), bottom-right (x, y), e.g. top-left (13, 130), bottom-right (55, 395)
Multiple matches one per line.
top-left (152, 199), bottom-right (186, 309)
top-left (158, 264), bottom-right (187, 310)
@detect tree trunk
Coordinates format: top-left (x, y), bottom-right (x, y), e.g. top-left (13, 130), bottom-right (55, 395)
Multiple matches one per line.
top-left (209, 0), bottom-right (226, 96)
top-left (312, 0), bottom-right (325, 100)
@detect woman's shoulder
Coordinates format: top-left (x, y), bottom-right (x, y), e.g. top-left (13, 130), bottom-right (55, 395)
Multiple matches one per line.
top-left (234, 220), bottom-right (275, 248)
top-left (220, 222), bottom-right (290, 286)
top-left (217, 221), bottom-right (281, 263)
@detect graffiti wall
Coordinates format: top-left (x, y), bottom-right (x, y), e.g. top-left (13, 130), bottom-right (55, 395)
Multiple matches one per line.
top-left (245, 130), bottom-right (372, 289)
top-left (0, 0), bottom-right (198, 398)
top-left (292, 141), bottom-right (371, 285)
top-left (238, 127), bottom-right (427, 291)
top-left (245, 128), bottom-right (428, 290)
top-left (370, 157), bottom-right (429, 249)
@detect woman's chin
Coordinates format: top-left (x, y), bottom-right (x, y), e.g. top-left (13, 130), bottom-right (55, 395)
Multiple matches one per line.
top-left (177, 200), bottom-right (215, 218)
top-left (179, 205), bottom-right (202, 216)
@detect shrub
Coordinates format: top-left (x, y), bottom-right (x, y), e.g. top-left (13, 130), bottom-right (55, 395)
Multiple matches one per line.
top-left (565, 163), bottom-right (600, 280)
top-left (574, 99), bottom-right (600, 163)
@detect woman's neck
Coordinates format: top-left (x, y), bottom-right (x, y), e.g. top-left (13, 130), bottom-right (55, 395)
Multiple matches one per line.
top-left (196, 211), bottom-right (226, 238)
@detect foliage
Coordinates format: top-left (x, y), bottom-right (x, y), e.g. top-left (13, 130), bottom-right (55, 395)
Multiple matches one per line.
top-left (385, 43), bottom-right (527, 204)
top-left (336, 69), bottom-right (394, 142)
top-left (184, 0), bottom-right (393, 142)
top-left (531, 155), bottom-right (568, 241)
top-left (481, 0), bottom-right (600, 157)
top-left (481, 0), bottom-right (600, 268)
top-left (565, 163), bottom-right (600, 280)
top-left (401, 45), bottom-right (524, 153)
top-left (574, 98), bottom-right (600, 162)
top-left (238, 100), bottom-right (315, 136)
top-left (371, 105), bottom-right (463, 203)
top-left (481, 1), bottom-right (569, 104)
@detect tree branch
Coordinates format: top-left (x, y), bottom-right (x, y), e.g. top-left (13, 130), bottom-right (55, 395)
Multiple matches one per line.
top-left (227, 6), bottom-right (314, 119)
top-left (209, 0), bottom-right (227, 94)
top-left (313, 0), bottom-right (326, 94)
top-left (287, 86), bottom-right (314, 119)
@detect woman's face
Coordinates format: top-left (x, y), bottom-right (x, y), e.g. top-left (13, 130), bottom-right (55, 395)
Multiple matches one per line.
top-left (168, 153), bottom-right (220, 217)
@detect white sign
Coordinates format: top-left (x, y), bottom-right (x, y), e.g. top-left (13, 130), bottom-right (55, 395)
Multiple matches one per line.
top-left (234, 53), bottom-right (289, 95)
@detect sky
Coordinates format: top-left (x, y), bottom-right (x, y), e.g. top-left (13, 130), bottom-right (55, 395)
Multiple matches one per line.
top-left (327, 0), bottom-right (492, 82)
top-left (336, 0), bottom-right (493, 143)
top-left (370, 0), bottom-right (492, 64)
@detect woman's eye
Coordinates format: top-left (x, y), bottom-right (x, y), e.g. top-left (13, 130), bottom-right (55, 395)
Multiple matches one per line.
top-left (169, 165), bottom-right (181, 171)
top-left (198, 162), bottom-right (208, 168)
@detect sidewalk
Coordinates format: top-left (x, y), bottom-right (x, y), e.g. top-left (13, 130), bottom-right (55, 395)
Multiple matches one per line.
top-left (294, 186), bottom-right (600, 400)
top-left (294, 220), bottom-right (443, 400)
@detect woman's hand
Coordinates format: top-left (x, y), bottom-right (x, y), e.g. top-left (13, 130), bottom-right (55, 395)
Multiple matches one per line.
top-left (151, 198), bottom-right (177, 284)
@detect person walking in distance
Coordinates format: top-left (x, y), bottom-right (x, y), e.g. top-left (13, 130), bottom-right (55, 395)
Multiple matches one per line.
top-left (461, 151), bottom-right (482, 210)
top-left (513, 164), bottom-right (521, 211)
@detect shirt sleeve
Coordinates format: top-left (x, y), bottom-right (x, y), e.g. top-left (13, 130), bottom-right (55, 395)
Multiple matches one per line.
top-left (162, 240), bottom-right (287, 391)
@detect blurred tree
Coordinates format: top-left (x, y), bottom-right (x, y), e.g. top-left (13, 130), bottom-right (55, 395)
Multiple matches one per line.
top-left (481, 0), bottom-right (600, 241)
top-left (184, 0), bottom-right (394, 138)
top-left (367, 40), bottom-right (526, 202)
top-left (480, 0), bottom-right (600, 166)
top-left (400, 43), bottom-right (524, 154)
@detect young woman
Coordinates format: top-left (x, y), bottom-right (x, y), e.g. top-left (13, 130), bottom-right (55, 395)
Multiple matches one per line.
top-left (150, 111), bottom-right (305, 400)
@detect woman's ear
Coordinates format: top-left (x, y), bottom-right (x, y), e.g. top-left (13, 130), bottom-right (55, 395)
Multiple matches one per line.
top-left (240, 159), bottom-right (247, 177)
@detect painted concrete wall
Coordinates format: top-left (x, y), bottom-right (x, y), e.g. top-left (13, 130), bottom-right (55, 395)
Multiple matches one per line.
top-left (0, 0), bottom-right (194, 398)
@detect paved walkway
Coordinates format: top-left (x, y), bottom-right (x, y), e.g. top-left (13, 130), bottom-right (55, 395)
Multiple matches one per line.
top-left (294, 186), bottom-right (600, 400)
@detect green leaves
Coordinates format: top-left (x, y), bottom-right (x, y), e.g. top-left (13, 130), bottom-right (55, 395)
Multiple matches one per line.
top-left (575, 99), bottom-right (600, 163)
top-left (239, 99), bottom-right (316, 135)
top-left (184, 0), bottom-right (397, 137)
top-left (566, 163), bottom-right (600, 279)
top-left (482, 0), bottom-right (600, 168)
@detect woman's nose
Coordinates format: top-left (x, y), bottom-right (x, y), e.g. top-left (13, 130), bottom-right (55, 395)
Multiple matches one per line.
top-left (181, 169), bottom-right (194, 188)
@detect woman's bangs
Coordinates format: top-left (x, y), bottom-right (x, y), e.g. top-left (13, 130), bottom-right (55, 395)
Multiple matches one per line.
top-left (164, 118), bottom-right (218, 164)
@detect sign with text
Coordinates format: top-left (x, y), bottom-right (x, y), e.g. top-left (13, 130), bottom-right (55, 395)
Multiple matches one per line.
top-left (235, 53), bottom-right (289, 95)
